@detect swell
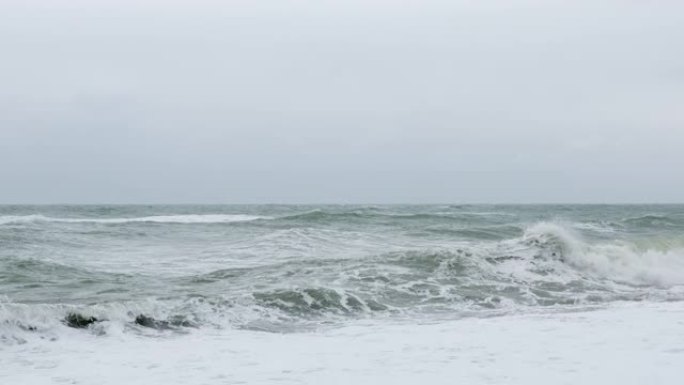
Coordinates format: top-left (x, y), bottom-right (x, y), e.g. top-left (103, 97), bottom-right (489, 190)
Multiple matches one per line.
top-left (621, 214), bottom-right (684, 229)
top-left (0, 258), bottom-right (164, 304)
top-left (276, 209), bottom-right (511, 223)
top-left (420, 225), bottom-right (524, 240)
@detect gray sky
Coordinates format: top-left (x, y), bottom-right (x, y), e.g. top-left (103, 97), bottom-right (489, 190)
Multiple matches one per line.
top-left (1, 0), bottom-right (683, 204)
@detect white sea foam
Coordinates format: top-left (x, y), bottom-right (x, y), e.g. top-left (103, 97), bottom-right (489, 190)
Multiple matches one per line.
top-left (2, 301), bottom-right (684, 385)
top-left (0, 214), bottom-right (48, 224)
top-left (522, 222), bottom-right (684, 287)
top-left (570, 221), bottom-right (617, 233)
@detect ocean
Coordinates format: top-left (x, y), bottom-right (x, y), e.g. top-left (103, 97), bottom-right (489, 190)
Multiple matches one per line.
top-left (2, 204), bottom-right (684, 384)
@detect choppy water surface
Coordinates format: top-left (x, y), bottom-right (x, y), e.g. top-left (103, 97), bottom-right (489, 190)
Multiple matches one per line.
top-left (2, 204), bottom-right (684, 343)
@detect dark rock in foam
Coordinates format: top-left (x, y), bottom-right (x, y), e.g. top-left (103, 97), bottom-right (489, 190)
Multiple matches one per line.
top-left (63, 313), bottom-right (99, 328)
top-left (135, 314), bottom-right (172, 330)
top-left (134, 314), bottom-right (195, 330)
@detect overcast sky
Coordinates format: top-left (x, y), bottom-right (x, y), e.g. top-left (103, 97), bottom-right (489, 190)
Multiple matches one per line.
top-left (1, 0), bottom-right (683, 204)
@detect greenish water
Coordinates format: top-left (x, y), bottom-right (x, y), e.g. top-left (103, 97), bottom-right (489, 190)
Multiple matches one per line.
top-left (2, 205), bottom-right (684, 339)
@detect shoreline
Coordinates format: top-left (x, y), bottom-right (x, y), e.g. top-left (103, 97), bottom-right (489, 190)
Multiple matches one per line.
top-left (3, 300), bottom-right (683, 384)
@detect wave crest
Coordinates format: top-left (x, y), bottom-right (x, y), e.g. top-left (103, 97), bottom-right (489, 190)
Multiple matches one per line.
top-left (521, 222), bottom-right (684, 287)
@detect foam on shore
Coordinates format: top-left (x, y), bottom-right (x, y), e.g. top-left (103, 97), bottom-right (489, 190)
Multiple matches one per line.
top-left (3, 301), bottom-right (683, 385)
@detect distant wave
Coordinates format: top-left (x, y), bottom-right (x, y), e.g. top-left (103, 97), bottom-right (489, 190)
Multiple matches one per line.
top-left (422, 225), bottom-right (524, 240)
top-left (0, 210), bottom-right (516, 226)
top-left (276, 209), bottom-right (509, 222)
top-left (277, 210), bottom-right (368, 221)
top-left (622, 214), bottom-right (682, 228)
top-left (0, 214), bottom-right (270, 225)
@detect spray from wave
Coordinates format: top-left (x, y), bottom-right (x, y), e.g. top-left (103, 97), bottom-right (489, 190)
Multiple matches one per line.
top-left (520, 222), bottom-right (684, 287)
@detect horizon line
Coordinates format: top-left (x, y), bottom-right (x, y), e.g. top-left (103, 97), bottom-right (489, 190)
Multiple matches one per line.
top-left (1, 202), bottom-right (683, 206)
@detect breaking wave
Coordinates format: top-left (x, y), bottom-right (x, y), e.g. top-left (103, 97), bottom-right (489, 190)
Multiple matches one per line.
top-left (521, 222), bottom-right (684, 287)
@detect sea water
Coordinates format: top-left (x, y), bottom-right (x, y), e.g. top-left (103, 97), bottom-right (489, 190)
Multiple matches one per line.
top-left (2, 205), bottom-right (684, 383)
